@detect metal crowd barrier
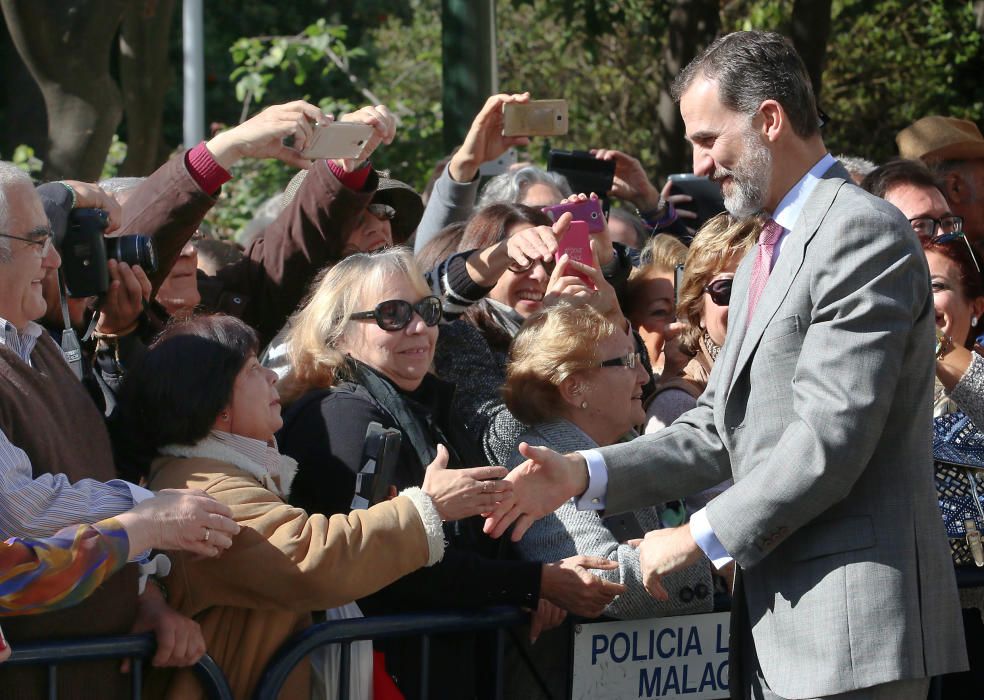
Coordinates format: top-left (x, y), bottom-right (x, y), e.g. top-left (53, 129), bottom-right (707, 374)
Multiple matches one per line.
top-left (252, 606), bottom-right (528, 700)
top-left (4, 632), bottom-right (233, 700)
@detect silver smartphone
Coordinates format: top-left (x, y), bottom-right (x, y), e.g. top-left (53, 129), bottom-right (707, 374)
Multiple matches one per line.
top-left (300, 122), bottom-right (375, 160)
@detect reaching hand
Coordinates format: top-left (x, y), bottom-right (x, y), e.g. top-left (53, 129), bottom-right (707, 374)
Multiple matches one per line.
top-left (553, 192), bottom-right (615, 267)
top-left (591, 149), bottom-right (661, 211)
top-left (528, 598), bottom-right (567, 644)
top-left (207, 100), bottom-right (328, 170)
top-left (631, 525), bottom-right (703, 601)
top-left (659, 179), bottom-right (698, 229)
top-left (540, 555), bottom-right (627, 618)
top-left (114, 489), bottom-right (240, 559)
top-left (483, 442), bottom-right (588, 541)
top-left (334, 104), bottom-right (397, 172)
top-left (60, 180), bottom-right (123, 232)
top-left (95, 259), bottom-right (151, 335)
top-left (504, 224), bottom-right (558, 271)
top-left (449, 93), bottom-right (532, 183)
top-left (421, 444), bottom-right (513, 521)
top-left (122, 583), bottom-right (206, 672)
top-left (544, 239), bottom-right (621, 322)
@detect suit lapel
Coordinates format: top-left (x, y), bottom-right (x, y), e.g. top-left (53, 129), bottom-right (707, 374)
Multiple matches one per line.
top-left (725, 175), bottom-right (848, 400)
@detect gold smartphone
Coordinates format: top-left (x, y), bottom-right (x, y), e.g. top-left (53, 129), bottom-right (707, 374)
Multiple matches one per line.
top-left (502, 100), bottom-right (569, 137)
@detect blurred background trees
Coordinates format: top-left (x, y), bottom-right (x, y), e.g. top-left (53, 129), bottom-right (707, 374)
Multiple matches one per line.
top-left (1, 0), bottom-right (981, 237)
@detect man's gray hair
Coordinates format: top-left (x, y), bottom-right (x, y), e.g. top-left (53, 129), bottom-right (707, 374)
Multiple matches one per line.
top-left (671, 30), bottom-right (820, 139)
top-left (836, 154), bottom-right (877, 181)
top-left (477, 166), bottom-right (572, 208)
top-left (0, 161), bottom-right (35, 262)
top-left (99, 176), bottom-right (145, 196)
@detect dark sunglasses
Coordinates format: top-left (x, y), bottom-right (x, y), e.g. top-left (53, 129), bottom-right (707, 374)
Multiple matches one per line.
top-left (507, 256), bottom-right (556, 275)
top-left (703, 278), bottom-right (733, 307)
top-left (350, 296), bottom-right (442, 331)
top-left (599, 351), bottom-right (640, 369)
top-left (367, 203), bottom-right (397, 221)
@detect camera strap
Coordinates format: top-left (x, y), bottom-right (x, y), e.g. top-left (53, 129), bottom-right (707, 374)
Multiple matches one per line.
top-left (57, 269), bottom-right (84, 380)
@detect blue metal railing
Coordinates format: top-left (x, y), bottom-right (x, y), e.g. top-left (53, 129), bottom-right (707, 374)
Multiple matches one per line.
top-left (252, 606), bottom-right (528, 700)
top-left (4, 632), bottom-right (233, 700)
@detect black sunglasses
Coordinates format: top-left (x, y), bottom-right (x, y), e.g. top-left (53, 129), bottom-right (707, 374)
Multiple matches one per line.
top-left (350, 296), bottom-right (442, 331)
top-left (507, 256), bottom-right (557, 275)
top-left (703, 278), bottom-right (733, 307)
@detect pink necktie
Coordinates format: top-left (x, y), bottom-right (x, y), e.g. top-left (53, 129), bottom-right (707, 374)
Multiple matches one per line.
top-left (747, 219), bottom-right (784, 322)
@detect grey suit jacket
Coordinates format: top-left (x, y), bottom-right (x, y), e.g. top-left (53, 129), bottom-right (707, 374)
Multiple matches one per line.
top-left (597, 166), bottom-right (967, 697)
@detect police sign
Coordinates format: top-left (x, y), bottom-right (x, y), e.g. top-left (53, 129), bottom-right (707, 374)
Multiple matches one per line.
top-left (571, 612), bottom-right (730, 699)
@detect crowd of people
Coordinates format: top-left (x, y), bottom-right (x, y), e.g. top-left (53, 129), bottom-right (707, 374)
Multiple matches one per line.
top-left (0, 27), bottom-right (982, 700)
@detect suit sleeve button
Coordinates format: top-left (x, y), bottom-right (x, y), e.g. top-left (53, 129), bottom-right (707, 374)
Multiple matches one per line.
top-left (679, 586), bottom-right (694, 602)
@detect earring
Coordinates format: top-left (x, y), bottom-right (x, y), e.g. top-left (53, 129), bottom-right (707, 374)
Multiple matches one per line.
top-left (973, 316), bottom-right (979, 327)
top-left (580, 401), bottom-right (588, 409)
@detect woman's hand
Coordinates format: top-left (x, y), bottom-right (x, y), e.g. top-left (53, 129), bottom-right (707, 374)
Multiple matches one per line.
top-left (539, 556), bottom-right (627, 618)
top-left (544, 239), bottom-right (623, 325)
top-left (450, 92), bottom-right (531, 183)
top-left (334, 104), bottom-right (397, 172)
top-left (421, 444), bottom-right (514, 521)
top-left (553, 192), bottom-right (614, 268)
top-left (115, 489), bottom-right (241, 559)
top-left (122, 583), bottom-right (205, 672)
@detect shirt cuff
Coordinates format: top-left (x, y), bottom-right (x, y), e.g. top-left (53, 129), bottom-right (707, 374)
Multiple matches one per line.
top-left (573, 449), bottom-right (608, 511)
top-left (690, 508), bottom-right (733, 569)
top-left (326, 159), bottom-right (372, 190)
top-left (113, 480), bottom-right (155, 504)
top-left (186, 142), bottom-right (232, 195)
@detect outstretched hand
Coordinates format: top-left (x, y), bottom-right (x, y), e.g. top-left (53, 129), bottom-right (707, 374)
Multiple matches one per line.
top-left (630, 525), bottom-right (703, 601)
top-left (483, 442), bottom-right (589, 541)
top-left (207, 100), bottom-right (328, 170)
top-left (421, 444), bottom-right (513, 521)
top-left (449, 92), bottom-right (531, 183)
top-left (540, 555), bottom-right (627, 618)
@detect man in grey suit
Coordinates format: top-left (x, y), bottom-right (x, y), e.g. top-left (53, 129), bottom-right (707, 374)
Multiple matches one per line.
top-left (485, 31), bottom-right (967, 699)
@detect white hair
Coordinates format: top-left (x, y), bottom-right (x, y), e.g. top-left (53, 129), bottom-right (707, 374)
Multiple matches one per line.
top-left (476, 166), bottom-right (571, 208)
top-left (0, 161), bottom-right (35, 261)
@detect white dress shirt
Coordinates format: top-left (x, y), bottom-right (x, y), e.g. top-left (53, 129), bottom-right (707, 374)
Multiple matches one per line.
top-left (575, 153), bottom-right (839, 569)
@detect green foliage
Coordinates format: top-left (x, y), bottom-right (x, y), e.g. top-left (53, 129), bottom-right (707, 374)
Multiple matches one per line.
top-left (99, 134), bottom-right (129, 181)
top-left (206, 158), bottom-right (295, 240)
top-left (8, 145), bottom-right (43, 177)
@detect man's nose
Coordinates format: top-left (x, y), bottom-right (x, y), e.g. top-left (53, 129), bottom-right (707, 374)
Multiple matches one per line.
top-left (692, 153), bottom-right (714, 178)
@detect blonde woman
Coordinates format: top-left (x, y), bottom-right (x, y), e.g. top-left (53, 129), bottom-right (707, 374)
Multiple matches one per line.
top-left (276, 248), bottom-right (625, 700)
top-left (645, 214), bottom-right (759, 432)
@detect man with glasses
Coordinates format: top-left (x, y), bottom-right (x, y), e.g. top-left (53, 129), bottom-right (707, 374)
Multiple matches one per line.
top-left (0, 162), bottom-right (226, 696)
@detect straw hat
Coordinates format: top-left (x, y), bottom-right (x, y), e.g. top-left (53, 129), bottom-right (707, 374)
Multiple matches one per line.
top-left (896, 116), bottom-right (984, 163)
top-left (282, 169), bottom-right (423, 244)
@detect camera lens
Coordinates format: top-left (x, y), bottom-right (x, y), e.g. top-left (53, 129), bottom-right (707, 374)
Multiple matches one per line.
top-left (105, 235), bottom-right (158, 272)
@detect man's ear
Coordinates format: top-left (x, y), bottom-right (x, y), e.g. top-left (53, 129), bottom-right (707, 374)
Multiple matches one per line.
top-left (942, 171), bottom-right (966, 204)
top-left (558, 375), bottom-right (584, 409)
top-left (758, 100), bottom-right (784, 143)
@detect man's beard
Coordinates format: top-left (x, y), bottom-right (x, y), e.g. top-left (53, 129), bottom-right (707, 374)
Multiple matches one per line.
top-left (715, 129), bottom-right (772, 220)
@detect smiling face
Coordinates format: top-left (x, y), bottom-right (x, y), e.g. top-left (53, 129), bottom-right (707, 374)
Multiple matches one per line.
top-left (926, 249), bottom-right (984, 347)
top-left (224, 353), bottom-right (283, 442)
top-left (571, 330), bottom-right (649, 445)
top-left (626, 271), bottom-right (675, 370)
top-left (343, 272), bottom-right (438, 391)
top-left (681, 78), bottom-right (773, 220)
top-left (0, 184), bottom-right (62, 331)
top-left (488, 222), bottom-right (551, 317)
top-left (343, 207), bottom-right (394, 255)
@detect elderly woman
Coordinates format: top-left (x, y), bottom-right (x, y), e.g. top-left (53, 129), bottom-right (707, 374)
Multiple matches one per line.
top-left (501, 301), bottom-right (714, 698)
top-left (644, 214), bottom-right (758, 432)
top-left (116, 314), bottom-right (503, 700)
top-left (276, 248), bottom-right (624, 700)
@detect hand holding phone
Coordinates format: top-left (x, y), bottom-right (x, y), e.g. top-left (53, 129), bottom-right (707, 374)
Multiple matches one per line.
top-left (502, 100), bottom-right (569, 137)
top-left (555, 220), bottom-right (595, 286)
top-left (542, 196), bottom-right (605, 233)
top-left (300, 122), bottom-right (376, 160)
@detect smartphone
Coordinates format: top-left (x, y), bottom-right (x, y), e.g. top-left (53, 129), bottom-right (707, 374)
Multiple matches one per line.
top-left (502, 100), bottom-right (569, 137)
top-left (667, 173), bottom-right (726, 229)
top-left (300, 122), bottom-right (375, 160)
top-left (541, 197), bottom-right (606, 233)
top-left (555, 220), bottom-right (595, 286)
top-left (350, 422), bottom-right (402, 510)
top-left (547, 150), bottom-right (615, 214)
top-left (673, 263), bottom-right (685, 320)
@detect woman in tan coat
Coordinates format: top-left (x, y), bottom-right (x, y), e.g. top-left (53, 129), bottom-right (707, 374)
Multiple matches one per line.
top-left (116, 314), bottom-right (511, 699)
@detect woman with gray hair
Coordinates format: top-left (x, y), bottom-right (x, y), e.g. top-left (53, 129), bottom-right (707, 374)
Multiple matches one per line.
top-left (501, 300), bottom-right (713, 698)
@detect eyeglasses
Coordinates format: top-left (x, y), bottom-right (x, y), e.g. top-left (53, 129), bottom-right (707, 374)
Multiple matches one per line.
top-left (367, 203), bottom-right (396, 221)
top-left (703, 278), bottom-right (733, 306)
top-left (910, 215), bottom-right (964, 239)
top-left (923, 228), bottom-right (981, 275)
top-left (350, 296), bottom-right (442, 331)
top-left (0, 228), bottom-right (54, 257)
top-left (507, 257), bottom-right (556, 275)
top-left (599, 351), bottom-right (640, 370)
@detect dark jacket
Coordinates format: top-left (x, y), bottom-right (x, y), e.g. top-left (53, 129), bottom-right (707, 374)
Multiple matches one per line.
top-left (278, 363), bottom-right (541, 700)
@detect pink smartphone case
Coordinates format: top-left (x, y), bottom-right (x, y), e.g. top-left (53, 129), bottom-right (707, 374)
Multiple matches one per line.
top-left (542, 198), bottom-right (606, 233)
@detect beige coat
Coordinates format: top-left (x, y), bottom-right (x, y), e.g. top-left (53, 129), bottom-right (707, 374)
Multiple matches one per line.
top-left (145, 455), bottom-right (436, 700)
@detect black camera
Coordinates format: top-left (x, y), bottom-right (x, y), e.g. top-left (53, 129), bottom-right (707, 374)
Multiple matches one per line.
top-left (60, 208), bottom-right (157, 298)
